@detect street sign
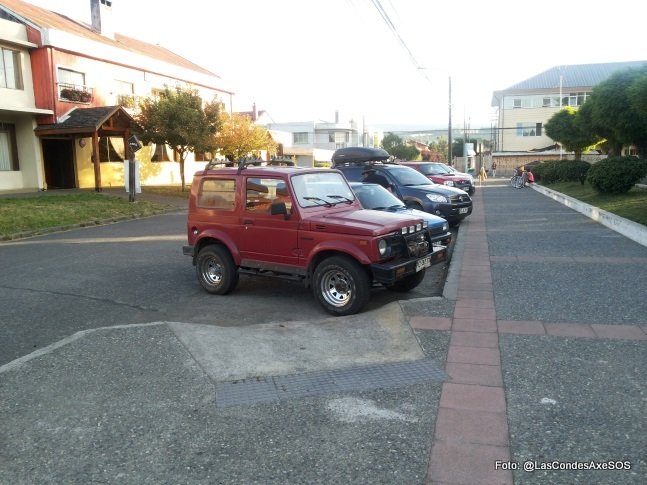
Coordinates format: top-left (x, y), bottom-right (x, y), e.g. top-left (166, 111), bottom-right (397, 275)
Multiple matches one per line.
top-left (128, 135), bottom-right (142, 153)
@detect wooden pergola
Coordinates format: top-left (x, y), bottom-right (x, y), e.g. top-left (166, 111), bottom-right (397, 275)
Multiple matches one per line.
top-left (35, 106), bottom-right (140, 192)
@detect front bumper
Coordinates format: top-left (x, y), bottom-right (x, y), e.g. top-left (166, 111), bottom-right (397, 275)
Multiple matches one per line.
top-left (370, 245), bottom-right (447, 285)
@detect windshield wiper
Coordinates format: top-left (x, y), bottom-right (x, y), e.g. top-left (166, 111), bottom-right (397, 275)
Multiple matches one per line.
top-left (303, 196), bottom-right (333, 207)
top-left (326, 194), bottom-right (354, 204)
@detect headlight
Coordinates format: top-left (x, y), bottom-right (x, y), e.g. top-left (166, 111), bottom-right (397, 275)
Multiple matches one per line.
top-left (443, 223), bottom-right (449, 232)
top-left (426, 193), bottom-right (448, 203)
top-left (378, 239), bottom-right (388, 255)
top-left (443, 181), bottom-right (455, 186)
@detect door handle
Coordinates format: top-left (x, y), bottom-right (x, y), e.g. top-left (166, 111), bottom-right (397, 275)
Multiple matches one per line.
top-left (243, 219), bottom-right (253, 225)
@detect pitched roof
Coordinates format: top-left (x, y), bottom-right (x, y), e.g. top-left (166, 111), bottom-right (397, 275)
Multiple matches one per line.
top-left (34, 106), bottom-right (138, 135)
top-left (503, 61), bottom-right (647, 91)
top-left (0, 0), bottom-right (219, 79)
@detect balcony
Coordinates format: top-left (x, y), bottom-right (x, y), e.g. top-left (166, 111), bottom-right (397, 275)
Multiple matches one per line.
top-left (58, 83), bottom-right (93, 103)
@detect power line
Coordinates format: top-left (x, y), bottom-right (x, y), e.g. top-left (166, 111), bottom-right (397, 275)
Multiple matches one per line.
top-left (369, 0), bottom-right (430, 83)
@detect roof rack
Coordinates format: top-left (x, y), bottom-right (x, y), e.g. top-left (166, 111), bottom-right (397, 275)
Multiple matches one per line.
top-left (331, 147), bottom-right (396, 167)
top-left (203, 160), bottom-right (232, 173)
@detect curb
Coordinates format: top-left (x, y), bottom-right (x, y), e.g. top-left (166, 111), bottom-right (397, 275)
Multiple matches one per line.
top-left (531, 184), bottom-right (647, 248)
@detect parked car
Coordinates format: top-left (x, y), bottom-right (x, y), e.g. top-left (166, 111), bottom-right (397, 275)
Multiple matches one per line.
top-left (398, 161), bottom-right (475, 195)
top-left (332, 147), bottom-right (472, 225)
top-left (183, 159), bottom-right (448, 316)
top-left (350, 181), bottom-right (451, 246)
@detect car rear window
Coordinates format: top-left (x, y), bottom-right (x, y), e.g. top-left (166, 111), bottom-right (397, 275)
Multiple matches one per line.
top-left (198, 178), bottom-right (236, 210)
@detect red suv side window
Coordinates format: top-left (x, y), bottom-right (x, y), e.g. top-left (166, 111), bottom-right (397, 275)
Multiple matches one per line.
top-left (198, 178), bottom-right (236, 210)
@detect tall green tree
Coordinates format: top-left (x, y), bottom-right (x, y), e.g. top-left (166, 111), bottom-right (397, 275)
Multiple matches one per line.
top-left (545, 106), bottom-right (599, 160)
top-left (136, 87), bottom-right (222, 190)
top-left (585, 65), bottom-right (647, 158)
top-left (382, 133), bottom-right (403, 152)
top-left (381, 132), bottom-right (419, 160)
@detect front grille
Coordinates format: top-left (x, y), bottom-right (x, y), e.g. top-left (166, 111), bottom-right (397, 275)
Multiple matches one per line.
top-left (404, 231), bottom-right (429, 258)
top-left (450, 194), bottom-right (472, 206)
top-left (383, 230), bottom-right (430, 260)
top-left (428, 225), bottom-right (446, 237)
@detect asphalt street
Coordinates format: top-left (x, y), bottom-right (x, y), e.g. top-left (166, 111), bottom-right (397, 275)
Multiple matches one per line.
top-left (0, 210), bottom-right (454, 366)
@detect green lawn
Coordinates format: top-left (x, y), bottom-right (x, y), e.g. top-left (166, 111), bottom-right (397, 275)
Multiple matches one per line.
top-left (0, 192), bottom-right (172, 239)
top-left (542, 182), bottom-right (647, 226)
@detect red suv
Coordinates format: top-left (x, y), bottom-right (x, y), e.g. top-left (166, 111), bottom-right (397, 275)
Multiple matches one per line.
top-left (183, 161), bottom-right (449, 316)
top-left (398, 161), bottom-right (475, 195)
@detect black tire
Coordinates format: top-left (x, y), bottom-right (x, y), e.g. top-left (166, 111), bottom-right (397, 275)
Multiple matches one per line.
top-left (195, 244), bottom-right (238, 295)
top-left (406, 201), bottom-right (424, 211)
top-left (468, 187), bottom-right (475, 196)
top-left (387, 269), bottom-right (425, 292)
top-left (313, 255), bottom-right (370, 316)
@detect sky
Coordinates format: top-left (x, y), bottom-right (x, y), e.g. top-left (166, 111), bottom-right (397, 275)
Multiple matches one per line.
top-left (20, 0), bottom-right (647, 130)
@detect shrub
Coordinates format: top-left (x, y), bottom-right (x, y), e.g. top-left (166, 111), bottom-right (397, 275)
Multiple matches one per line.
top-left (586, 156), bottom-right (647, 193)
top-left (532, 160), bottom-right (591, 184)
top-left (532, 160), bottom-right (561, 183)
top-left (555, 160), bottom-right (591, 184)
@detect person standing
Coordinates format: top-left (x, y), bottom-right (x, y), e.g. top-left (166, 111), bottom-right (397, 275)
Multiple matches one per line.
top-left (478, 165), bottom-right (487, 186)
top-left (491, 161), bottom-right (497, 177)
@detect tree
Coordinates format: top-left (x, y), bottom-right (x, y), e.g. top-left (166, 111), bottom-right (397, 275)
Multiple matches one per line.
top-left (545, 107), bottom-right (599, 160)
top-left (585, 65), bottom-right (647, 158)
top-left (136, 87), bottom-right (222, 190)
top-left (382, 133), bottom-right (403, 152)
top-left (381, 132), bottom-right (419, 160)
top-left (427, 139), bottom-right (448, 163)
top-left (212, 112), bottom-right (277, 161)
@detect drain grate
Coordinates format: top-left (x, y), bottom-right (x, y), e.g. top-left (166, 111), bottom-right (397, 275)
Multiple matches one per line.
top-left (215, 359), bottom-right (447, 408)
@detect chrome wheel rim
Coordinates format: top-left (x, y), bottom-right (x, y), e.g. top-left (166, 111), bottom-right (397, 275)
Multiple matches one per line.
top-left (320, 268), bottom-right (352, 307)
top-left (203, 257), bottom-right (223, 287)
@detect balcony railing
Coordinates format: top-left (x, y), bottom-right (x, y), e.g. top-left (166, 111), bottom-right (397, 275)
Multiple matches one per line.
top-left (58, 83), bottom-right (93, 103)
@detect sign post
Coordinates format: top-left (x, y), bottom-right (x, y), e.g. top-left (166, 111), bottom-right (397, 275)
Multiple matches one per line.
top-left (127, 135), bottom-right (142, 202)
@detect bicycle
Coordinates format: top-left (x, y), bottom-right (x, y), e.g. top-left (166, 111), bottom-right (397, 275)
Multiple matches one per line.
top-left (510, 175), bottom-right (524, 188)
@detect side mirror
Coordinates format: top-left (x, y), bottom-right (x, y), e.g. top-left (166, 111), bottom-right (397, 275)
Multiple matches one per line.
top-left (270, 201), bottom-right (290, 220)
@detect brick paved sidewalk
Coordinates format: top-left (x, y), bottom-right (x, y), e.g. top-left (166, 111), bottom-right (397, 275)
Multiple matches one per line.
top-left (412, 187), bottom-right (647, 484)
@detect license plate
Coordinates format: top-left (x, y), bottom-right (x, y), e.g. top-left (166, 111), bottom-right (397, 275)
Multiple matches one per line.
top-left (416, 255), bottom-right (431, 272)
top-left (459, 207), bottom-right (468, 214)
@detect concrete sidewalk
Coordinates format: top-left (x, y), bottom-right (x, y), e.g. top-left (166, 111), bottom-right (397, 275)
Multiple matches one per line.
top-left (1, 183), bottom-right (646, 484)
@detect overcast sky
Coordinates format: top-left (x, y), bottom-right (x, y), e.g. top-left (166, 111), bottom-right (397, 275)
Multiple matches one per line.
top-left (21, 0), bottom-right (647, 129)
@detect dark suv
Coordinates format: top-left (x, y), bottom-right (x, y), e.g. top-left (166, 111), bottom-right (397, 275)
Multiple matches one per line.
top-left (332, 147), bottom-right (472, 225)
top-left (183, 160), bottom-right (449, 316)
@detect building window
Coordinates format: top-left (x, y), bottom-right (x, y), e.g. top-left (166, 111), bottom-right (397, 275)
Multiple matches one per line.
top-left (0, 123), bottom-right (19, 171)
top-left (516, 122), bottom-right (543, 137)
top-left (0, 47), bottom-right (23, 89)
top-left (99, 136), bottom-right (125, 162)
top-left (293, 132), bottom-right (309, 144)
top-left (194, 151), bottom-right (212, 162)
top-left (58, 67), bottom-right (92, 102)
top-left (334, 132), bottom-right (348, 149)
top-left (513, 98), bottom-right (522, 108)
top-left (115, 80), bottom-right (137, 108)
top-left (566, 92), bottom-right (589, 106)
top-left (151, 143), bottom-right (172, 162)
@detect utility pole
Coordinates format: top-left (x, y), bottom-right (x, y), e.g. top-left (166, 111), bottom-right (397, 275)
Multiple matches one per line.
top-left (448, 76), bottom-right (452, 165)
